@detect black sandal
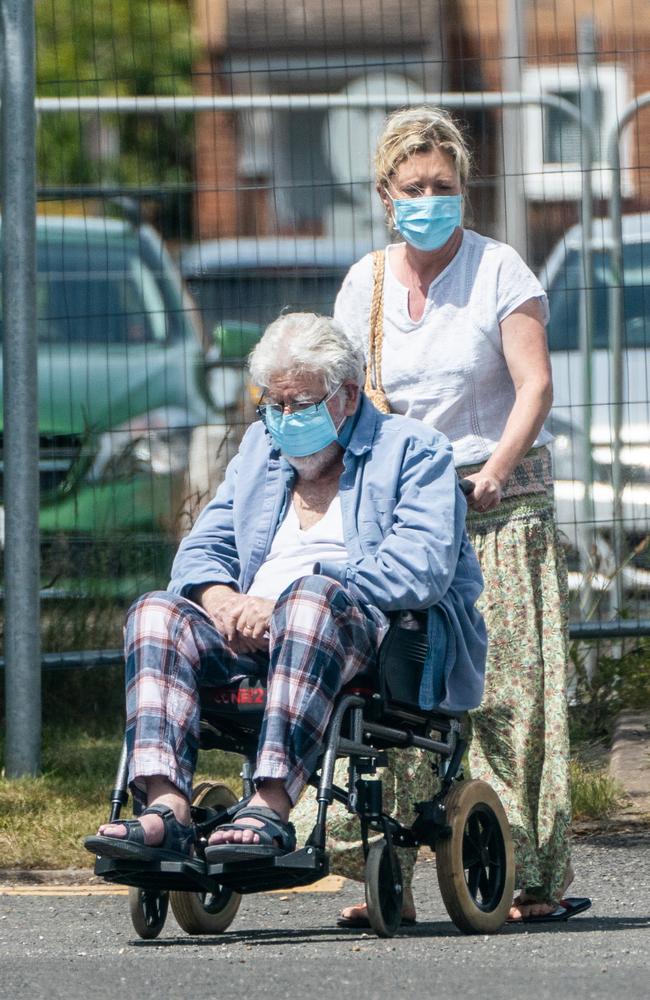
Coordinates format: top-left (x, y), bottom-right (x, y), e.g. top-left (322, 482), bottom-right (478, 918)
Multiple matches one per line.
top-left (204, 805), bottom-right (296, 863)
top-left (84, 803), bottom-right (195, 864)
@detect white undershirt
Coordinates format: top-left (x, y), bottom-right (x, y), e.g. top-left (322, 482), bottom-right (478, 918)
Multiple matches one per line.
top-left (247, 495), bottom-right (348, 601)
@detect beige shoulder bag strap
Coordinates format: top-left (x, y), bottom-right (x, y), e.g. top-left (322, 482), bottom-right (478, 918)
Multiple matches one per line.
top-left (363, 249), bottom-right (391, 414)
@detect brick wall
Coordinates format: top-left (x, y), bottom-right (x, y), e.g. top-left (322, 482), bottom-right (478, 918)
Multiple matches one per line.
top-left (455, 0), bottom-right (650, 261)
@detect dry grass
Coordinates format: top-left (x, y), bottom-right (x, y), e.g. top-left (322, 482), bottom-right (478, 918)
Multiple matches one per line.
top-left (569, 758), bottom-right (625, 820)
top-left (0, 727), bottom-right (242, 870)
top-left (1, 725), bottom-right (628, 871)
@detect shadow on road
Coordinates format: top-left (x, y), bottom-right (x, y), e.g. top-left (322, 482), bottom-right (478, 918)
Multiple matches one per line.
top-left (129, 913), bottom-right (650, 948)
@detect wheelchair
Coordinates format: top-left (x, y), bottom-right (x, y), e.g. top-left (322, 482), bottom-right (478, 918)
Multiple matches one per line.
top-left (93, 616), bottom-right (515, 940)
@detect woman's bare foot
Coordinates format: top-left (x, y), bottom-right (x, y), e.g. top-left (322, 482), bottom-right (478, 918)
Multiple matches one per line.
top-left (339, 888), bottom-right (416, 924)
top-left (508, 864), bottom-right (575, 921)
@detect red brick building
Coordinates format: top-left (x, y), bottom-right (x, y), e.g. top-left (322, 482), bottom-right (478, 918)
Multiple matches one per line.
top-left (192, 0), bottom-right (447, 241)
top-left (192, 0), bottom-right (650, 264)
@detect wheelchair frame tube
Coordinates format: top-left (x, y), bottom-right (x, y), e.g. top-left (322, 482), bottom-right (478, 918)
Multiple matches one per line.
top-left (362, 721), bottom-right (452, 757)
top-left (109, 737), bottom-right (130, 822)
top-left (308, 693), bottom-right (365, 849)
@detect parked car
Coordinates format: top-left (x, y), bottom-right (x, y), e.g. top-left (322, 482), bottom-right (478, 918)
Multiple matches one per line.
top-left (0, 215), bottom-right (259, 588)
top-left (180, 236), bottom-right (375, 333)
top-left (541, 213), bottom-right (650, 589)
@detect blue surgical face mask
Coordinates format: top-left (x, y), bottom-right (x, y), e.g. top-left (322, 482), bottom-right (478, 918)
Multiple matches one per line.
top-left (260, 386), bottom-right (344, 458)
top-left (390, 193), bottom-right (462, 252)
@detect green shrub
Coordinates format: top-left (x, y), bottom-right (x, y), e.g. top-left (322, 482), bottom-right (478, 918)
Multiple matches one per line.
top-left (569, 636), bottom-right (650, 742)
top-left (569, 759), bottom-right (625, 820)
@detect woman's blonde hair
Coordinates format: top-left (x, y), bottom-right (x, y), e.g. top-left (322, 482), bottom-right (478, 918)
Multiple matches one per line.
top-left (374, 105), bottom-right (471, 192)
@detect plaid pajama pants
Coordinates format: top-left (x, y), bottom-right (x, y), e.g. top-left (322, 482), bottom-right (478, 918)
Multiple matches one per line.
top-left (124, 576), bottom-right (388, 806)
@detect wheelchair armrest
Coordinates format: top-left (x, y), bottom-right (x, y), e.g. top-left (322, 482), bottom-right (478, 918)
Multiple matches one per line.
top-left (377, 620), bottom-right (429, 709)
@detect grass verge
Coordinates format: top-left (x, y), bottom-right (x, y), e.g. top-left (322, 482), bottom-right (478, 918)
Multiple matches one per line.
top-left (1, 723), bottom-right (628, 871)
top-left (0, 726), bottom-right (242, 870)
top-left (569, 758), bottom-right (625, 821)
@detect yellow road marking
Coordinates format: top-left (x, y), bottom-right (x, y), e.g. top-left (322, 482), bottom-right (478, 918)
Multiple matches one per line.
top-left (0, 875), bottom-right (346, 897)
top-left (270, 875), bottom-right (346, 894)
top-left (1, 885), bottom-right (129, 896)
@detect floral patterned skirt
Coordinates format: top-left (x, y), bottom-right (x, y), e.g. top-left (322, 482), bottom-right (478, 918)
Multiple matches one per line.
top-left (293, 448), bottom-right (572, 902)
top-left (465, 490), bottom-right (572, 902)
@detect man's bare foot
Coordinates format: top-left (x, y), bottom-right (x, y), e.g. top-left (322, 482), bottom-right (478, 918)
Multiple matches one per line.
top-left (508, 864), bottom-right (575, 922)
top-left (208, 779), bottom-right (291, 847)
top-left (98, 812), bottom-right (165, 846)
top-left (339, 888), bottom-right (416, 924)
top-left (96, 778), bottom-right (190, 847)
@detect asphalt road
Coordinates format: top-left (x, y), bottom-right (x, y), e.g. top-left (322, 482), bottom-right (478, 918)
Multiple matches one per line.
top-left (1, 830), bottom-right (649, 1000)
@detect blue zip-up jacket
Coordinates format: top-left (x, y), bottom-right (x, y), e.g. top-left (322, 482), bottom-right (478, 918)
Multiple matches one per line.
top-left (169, 396), bottom-right (487, 711)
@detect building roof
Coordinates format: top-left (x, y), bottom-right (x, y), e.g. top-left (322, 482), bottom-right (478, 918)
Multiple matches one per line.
top-left (180, 236), bottom-right (377, 276)
top-left (226, 0), bottom-right (443, 49)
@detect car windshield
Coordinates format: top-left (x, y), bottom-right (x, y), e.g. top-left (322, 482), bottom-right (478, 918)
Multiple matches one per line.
top-left (547, 242), bottom-right (650, 351)
top-left (186, 269), bottom-right (346, 332)
top-left (0, 240), bottom-right (174, 345)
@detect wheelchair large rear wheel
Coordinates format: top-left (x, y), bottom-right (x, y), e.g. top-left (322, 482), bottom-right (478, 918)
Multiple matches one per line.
top-left (170, 782), bottom-right (242, 935)
top-left (435, 779), bottom-right (514, 934)
top-left (129, 887), bottom-right (169, 939)
top-left (364, 838), bottom-right (404, 938)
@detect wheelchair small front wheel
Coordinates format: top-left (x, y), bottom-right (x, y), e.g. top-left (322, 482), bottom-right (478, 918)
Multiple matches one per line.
top-left (169, 781), bottom-right (242, 935)
top-left (435, 778), bottom-right (514, 934)
top-left (364, 838), bottom-right (404, 938)
top-left (128, 887), bottom-right (169, 939)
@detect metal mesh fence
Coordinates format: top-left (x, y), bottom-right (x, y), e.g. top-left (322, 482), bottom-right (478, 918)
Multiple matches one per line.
top-left (2, 0), bottom-right (650, 656)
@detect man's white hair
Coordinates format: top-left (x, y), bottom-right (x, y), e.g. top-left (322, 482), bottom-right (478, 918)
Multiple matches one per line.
top-left (248, 312), bottom-right (365, 392)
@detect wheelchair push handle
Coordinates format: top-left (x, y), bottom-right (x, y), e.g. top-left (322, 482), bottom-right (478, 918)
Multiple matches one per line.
top-left (458, 477), bottom-right (475, 497)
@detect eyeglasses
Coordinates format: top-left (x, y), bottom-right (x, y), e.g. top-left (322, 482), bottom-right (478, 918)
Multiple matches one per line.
top-left (256, 384), bottom-right (341, 420)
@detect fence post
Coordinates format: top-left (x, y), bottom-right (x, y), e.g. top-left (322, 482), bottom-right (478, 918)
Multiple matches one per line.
top-left (577, 18), bottom-right (598, 626)
top-left (499, 0), bottom-right (528, 259)
top-left (1, 0), bottom-right (41, 777)
top-left (607, 93), bottom-right (650, 615)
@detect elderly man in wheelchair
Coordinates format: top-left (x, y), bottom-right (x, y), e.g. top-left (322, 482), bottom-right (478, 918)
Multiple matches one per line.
top-left (86, 312), bottom-right (514, 939)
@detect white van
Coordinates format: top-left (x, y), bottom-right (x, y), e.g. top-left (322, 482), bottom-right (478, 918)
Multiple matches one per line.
top-left (540, 213), bottom-right (650, 586)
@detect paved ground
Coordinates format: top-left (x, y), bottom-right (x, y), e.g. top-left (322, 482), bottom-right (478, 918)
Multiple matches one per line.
top-left (1, 711), bottom-right (648, 1000)
top-left (1, 832), bottom-right (650, 1000)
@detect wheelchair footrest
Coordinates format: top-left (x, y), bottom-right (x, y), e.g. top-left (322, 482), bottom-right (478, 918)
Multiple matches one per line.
top-left (94, 854), bottom-right (213, 894)
top-left (206, 846), bottom-right (329, 894)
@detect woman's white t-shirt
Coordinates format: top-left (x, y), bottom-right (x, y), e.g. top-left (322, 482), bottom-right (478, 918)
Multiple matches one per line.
top-left (333, 229), bottom-right (553, 467)
top-left (247, 496), bottom-right (347, 601)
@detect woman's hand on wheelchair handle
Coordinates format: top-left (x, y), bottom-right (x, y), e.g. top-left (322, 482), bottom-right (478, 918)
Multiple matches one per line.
top-left (463, 472), bottom-right (503, 512)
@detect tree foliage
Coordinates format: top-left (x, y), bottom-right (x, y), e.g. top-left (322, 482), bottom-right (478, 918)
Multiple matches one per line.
top-left (36, 0), bottom-right (197, 187)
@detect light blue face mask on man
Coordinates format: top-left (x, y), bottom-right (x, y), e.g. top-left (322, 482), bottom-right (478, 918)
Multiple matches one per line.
top-left (261, 386), bottom-right (343, 458)
top-left (391, 193), bottom-right (463, 252)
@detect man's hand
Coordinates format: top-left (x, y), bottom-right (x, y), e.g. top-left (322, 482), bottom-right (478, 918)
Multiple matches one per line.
top-left (194, 584), bottom-right (248, 642)
top-left (234, 596), bottom-right (275, 650)
top-left (194, 585), bottom-right (273, 653)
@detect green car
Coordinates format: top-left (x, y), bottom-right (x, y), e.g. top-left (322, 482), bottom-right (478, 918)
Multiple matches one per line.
top-left (0, 215), bottom-right (261, 590)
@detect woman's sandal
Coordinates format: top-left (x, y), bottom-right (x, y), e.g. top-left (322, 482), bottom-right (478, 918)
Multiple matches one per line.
top-left (204, 805), bottom-right (297, 864)
top-left (507, 895), bottom-right (592, 924)
top-left (84, 803), bottom-right (195, 864)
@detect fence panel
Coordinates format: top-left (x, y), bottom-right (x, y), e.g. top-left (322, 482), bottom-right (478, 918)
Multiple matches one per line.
top-left (2, 0), bottom-right (650, 671)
